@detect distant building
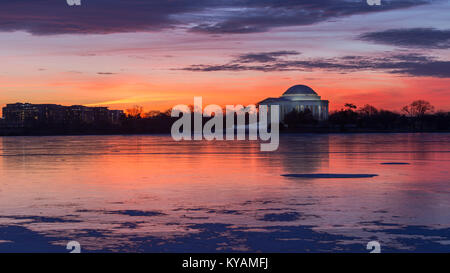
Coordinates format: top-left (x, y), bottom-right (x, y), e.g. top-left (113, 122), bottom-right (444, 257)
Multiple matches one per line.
top-left (258, 84), bottom-right (329, 121)
top-left (2, 103), bottom-right (124, 127)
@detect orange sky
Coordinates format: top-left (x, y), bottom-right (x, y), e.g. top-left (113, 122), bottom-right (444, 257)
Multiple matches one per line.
top-left (0, 1), bottom-right (449, 115)
top-left (2, 68), bottom-right (448, 115)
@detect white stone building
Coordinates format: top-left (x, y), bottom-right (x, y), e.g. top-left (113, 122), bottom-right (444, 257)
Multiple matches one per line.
top-left (258, 84), bottom-right (329, 122)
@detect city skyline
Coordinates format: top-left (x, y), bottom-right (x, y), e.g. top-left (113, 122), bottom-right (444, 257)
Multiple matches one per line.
top-left (1, 102), bottom-right (123, 126)
top-left (0, 0), bottom-right (449, 115)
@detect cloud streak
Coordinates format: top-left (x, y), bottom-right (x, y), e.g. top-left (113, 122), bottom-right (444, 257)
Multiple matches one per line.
top-left (190, 0), bottom-right (430, 34)
top-left (0, 0), bottom-right (430, 35)
top-left (181, 52), bottom-right (450, 78)
top-left (359, 28), bottom-right (450, 49)
top-left (237, 51), bottom-right (300, 63)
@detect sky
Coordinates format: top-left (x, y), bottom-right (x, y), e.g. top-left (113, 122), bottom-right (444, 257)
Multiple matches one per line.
top-left (0, 0), bottom-right (449, 114)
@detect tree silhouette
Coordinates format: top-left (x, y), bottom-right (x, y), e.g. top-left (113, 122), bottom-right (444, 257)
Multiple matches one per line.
top-left (126, 105), bottom-right (144, 118)
top-left (284, 108), bottom-right (317, 128)
top-left (402, 100), bottom-right (434, 117)
top-left (402, 100), bottom-right (435, 130)
top-left (344, 103), bottom-right (357, 110)
top-left (358, 104), bottom-right (378, 116)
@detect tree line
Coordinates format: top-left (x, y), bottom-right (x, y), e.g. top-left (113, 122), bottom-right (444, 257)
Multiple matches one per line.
top-left (284, 100), bottom-right (449, 132)
top-left (1, 100), bottom-right (448, 135)
top-left (122, 100), bottom-right (450, 133)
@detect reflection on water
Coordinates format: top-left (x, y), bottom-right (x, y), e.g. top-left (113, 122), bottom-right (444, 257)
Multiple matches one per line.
top-left (0, 134), bottom-right (449, 252)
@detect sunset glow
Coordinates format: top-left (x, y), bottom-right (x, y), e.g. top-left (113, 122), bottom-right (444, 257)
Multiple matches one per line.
top-left (0, 0), bottom-right (449, 114)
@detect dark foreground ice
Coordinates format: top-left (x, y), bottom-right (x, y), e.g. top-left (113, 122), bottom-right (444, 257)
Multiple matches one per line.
top-left (282, 174), bottom-right (378, 178)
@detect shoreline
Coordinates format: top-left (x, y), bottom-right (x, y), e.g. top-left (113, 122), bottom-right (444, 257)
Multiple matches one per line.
top-left (1, 130), bottom-right (449, 137)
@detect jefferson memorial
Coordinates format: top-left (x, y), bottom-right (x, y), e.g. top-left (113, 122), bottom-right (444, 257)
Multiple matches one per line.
top-left (259, 84), bottom-right (329, 121)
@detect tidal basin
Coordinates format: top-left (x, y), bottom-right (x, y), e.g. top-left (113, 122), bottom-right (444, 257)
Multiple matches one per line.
top-left (0, 133), bottom-right (449, 252)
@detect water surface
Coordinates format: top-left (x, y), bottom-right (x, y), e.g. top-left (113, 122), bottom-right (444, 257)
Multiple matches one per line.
top-left (0, 133), bottom-right (449, 252)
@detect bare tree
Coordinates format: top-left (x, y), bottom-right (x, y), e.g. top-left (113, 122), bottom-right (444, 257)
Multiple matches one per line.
top-left (359, 104), bottom-right (378, 116)
top-left (143, 110), bottom-right (162, 118)
top-left (402, 100), bottom-right (434, 117)
top-left (126, 105), bottom-right (144, 118)
top-left (344, 103), bottom-right (357, 111)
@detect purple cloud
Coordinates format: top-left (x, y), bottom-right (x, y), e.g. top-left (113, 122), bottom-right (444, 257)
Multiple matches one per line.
top-left (0, 0), bottom-right (429, 35)
top-left (359, 28), bottom-right (450, 49)
top-left (181, 52), bottom-right (450, 78)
